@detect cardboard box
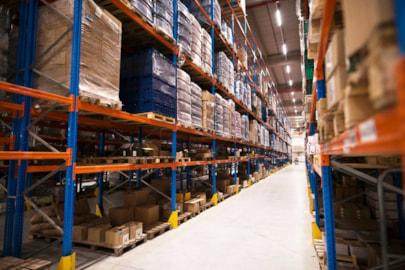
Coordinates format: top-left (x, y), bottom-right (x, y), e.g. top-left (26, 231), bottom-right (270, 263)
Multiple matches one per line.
top-left (109, 207), bottom-right (134, 226)
top-left (326, 66), bottom-right (346, 110)
top-left (73, 225), bottom-right (89, 242)
top-left (124, 221), bottom-right (143, 240)
top-left (344, 85), bottom-right (374, 129)
top-left (342, 0), bottom-right (394, 57)
top-left (134, 204), bottom-right (159, 226)
top-left (184, 198), bottom-right (202, 214)
top-left (105, 226), bottom-right (130, 247)
top-left (325, 30), bottom-right (345, 79)
top-left (88, 224), bottom-right (111, 243)
top-left (123, 189), bottom-right (151, 207)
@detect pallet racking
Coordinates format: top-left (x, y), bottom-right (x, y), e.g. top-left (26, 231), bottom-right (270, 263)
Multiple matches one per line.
top-left (0, 0), bottom-right (291, 267)
top-left (304, 0), bottom-right (405, 269)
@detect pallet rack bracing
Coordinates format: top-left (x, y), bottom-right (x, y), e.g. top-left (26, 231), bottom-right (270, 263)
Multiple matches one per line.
top-left (304, 0), bottom-right (405, 269)
top-left (0, 0), bottom-right (291, 267)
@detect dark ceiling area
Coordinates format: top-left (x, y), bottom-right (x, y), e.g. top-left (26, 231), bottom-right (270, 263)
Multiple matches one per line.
top-left (246, 0), bottom-right (303, 128)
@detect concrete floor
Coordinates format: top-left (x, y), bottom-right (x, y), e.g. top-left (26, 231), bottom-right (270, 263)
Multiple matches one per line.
top-left (81, 164), bottom-right (319, 270)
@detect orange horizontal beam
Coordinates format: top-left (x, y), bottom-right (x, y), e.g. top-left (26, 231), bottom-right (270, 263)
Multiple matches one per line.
top-left (321, 108), bottom-right (400, 155)
top-left (0, 151), bottom-right (70, 160)
top-left (0, 81), bottom-right (73, 105)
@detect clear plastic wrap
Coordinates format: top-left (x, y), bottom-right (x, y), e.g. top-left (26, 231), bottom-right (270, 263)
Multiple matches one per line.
top-left (128, 0), bottom-right (153, 23)
top-left (154, 0), bottom-right (174, 38)
top-left (36, 0), bottom-right (122, 106)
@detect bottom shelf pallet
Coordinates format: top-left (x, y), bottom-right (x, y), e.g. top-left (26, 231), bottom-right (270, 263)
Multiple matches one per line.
top-left (30, 233), bottom-right (147, 256)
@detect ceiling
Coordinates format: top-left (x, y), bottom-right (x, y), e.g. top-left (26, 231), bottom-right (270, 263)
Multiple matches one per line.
top-left (246, 0), bottom-right (304, 128)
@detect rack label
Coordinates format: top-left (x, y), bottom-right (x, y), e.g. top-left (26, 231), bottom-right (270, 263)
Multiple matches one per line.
top-left (359, 119), bottom-right (377, 143)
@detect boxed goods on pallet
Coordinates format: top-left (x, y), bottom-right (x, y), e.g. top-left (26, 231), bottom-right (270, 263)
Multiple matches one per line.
top-left (325, 30), bottom-right (346, 110)
top-left (215, 94), bottom-right (224, 135)
top-left (234, 111), bottom-right (242, 139)
top-left (177, 68), bottom-right (192, 126)
top-left (201, 29), bottom-right (213, 74)
top-left (341, 0), bottom-right (394, 58)
top-left (215, 52), bottom-right (235, 93)
top-left (202, 91), bottom-right (215, 132)
top-left (120, 49), bottom-right (176, 118)
top-left (189, 14), bottom-right (202, 67)
top-left (177, 1), bottom-right (192, 56)
top-left (343, 84), bottom-right (374, 129)
top-left (154, 0), bottom-right (173, 39)
top-left (123, 0), bottom-right (153, 24)
top-left (367, 26), bottom-right (399, 110)
top-left (191, 82), bottom-right (202, 128)
top-left (36, 0), bottom-right (122, 107)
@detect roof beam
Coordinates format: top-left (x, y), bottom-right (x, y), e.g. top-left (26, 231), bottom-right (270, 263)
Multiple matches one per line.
top-left (265, 50), bottom-right (301, 67)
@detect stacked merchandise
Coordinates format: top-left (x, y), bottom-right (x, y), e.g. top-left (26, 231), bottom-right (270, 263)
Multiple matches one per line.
top-left (177, 1), bottom-right (191, 56)
top-left (215, 52), bottom-right (234, 93)
top-left (189, 14), bottom-right (202, 68)
top-left (154, 0), bottom-right (173, 39)
top-left (127, 0), bottom-right (153, 24)
top-left (191, 82), bottom-right (202, 128)
top-left (233, 111), bottom-right (242, 139)
top-left (202, 91), bottom-right (215, 132)
top-left (215, 94), bottom-right (224, 135)
top-left (177, 68), bottom-right (192, 126)
top-left (227, 100), bottom-right (235, 137)
top-left (201, 29), bottom-right (212, 74)
top-left (222, 99), bottom-right (231, 137)
top-left (120, 49), bottom-right (176, 117)
top-left (36, 0), bottom-right (122, 106)
top-left (221, 21), bottom-right (233, 46)
top-left (241, 115), bottom-right (249, 141)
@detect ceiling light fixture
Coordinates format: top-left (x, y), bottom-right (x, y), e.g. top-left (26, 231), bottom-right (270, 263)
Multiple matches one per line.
top-left (288, 79), bottom-right (293, 86)
top-left (285, 65), bottom-right (291, 74)
top-left (275, 9), bottom-right (282, 27)
top-left (282, 43), bottom-right (287, 55)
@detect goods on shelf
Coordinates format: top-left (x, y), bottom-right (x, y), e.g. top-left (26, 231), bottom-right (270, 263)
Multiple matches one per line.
top-left (325, 30), bottom-right (346, 111)
top-left (216, 52), bottom-right (234, 94)
top-left (215, 94), bottom-right (224, 135)
top-left (234, 111), bottom-right (242, 139)
top-left (177, 1), bottom-right (192, 56)
top-left (124, 0), bottom-right (153, 24)
top-left (202, 91), bottom-right (215, 132)
top-left (241, 115), bottom-right (249, 141)
top-left (154, 0), bottom-right (174, 39)
top-left (191, 82), bottom-right (202, 128)
top-left (177, 68), bottom-right (192, 126)
top-left (36, 0), bottom-right (122, 106)
top-left (201, 28), bottom-right (212, 74)
top-left (189, 14), bottom-right (202, 68)
top-left (341, 0), bottom-right (394, 58)
top-left (120, 49), bottom-right (176, 117)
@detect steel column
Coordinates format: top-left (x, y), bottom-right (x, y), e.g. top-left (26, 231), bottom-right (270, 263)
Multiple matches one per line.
top-left (59, 0), bottom-right (82, 267)
top-left (321, 155), bottom-right (336, 270)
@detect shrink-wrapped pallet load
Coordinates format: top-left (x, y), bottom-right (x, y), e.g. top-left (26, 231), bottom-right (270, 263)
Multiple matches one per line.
top-left (120, 49), bottom-right (176, 117)
top-left (191, 82), bottom-right (202, 128)
top-left (177, 68), bottom-right (192, 126)
top-left (36, 0), bottom-right (122, 107)
top-left (202, 91), bottom-right (215, 132)
top-left (154, 0), bottom-right (173, 39)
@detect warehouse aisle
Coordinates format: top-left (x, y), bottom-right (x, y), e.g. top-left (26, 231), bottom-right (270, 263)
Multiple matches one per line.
top-left (81, 164), bottom-right (318, 270)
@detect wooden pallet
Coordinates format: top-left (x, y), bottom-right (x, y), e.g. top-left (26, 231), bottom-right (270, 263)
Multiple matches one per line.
top-left (136, 112), bottom-right (175, 124)
top-left (178, 212), bottom-right (192, 225)
top-left (31, 233), bottom-right (147, 256)
top-left (144, 222), bottom-right (171, 240)
top-left (80, 155), bottom-right (173, 165)
top-left (0, 257), bottom-right (51, 270)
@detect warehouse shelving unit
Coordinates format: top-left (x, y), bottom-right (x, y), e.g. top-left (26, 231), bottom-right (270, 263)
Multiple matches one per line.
top-left (0, 0), bottom-right (291, 268)
top-left (305, 0), bottom-right (405, 269)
